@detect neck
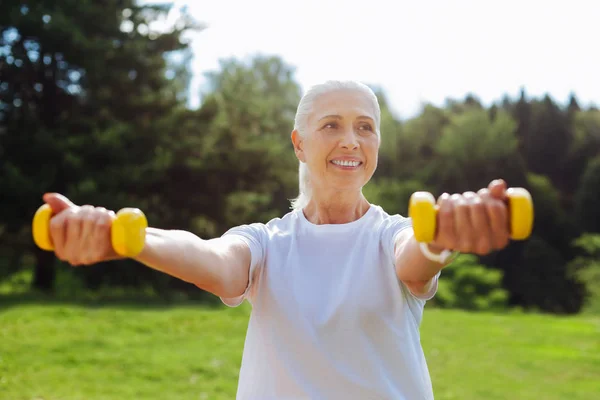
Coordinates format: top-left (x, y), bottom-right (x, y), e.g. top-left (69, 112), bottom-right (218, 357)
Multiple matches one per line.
top-left (302, 190), bottom-right (370, 225)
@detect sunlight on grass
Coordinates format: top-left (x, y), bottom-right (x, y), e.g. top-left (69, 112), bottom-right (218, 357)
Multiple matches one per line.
top-left (1, 301), bottom-right (599, 400)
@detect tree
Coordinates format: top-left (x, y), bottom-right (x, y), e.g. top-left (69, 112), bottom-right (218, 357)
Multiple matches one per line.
top-left (146, 55), bottom-right (303, 244)
top-left (522, 95), bottom-right (573, 196)
top-left (434, 108), bottom-right (527, 193)
top-left (511, 235), bottom-right (584, 314)
top-left (574, 156), bottom-right (600, 234)
top-left (434, 254), bottom-right (509, 311)
top-left (567, 234), bottom-right (600, 314)
top-left (0, 0), bottom-right (201, 291)
top-left (392, 104), bottom-right (450, 185)
top-left (371, 88), bottom-right (403, 180)
top-left (563, 110), bottom-right (600, 199)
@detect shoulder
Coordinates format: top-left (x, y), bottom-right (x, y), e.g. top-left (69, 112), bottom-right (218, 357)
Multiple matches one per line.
top-left (369, 204), bottom-right (412, 233)
top-left (222, 210), bottom-right (300, 241)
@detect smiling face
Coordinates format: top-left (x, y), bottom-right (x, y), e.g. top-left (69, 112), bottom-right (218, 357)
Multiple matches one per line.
top-left (291, 88), bottom-right (381, 197)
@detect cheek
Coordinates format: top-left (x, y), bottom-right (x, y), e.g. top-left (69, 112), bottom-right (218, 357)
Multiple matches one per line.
top-left (307, 137), bottom-right (334, 161)
top-left (364, 139), bottom-right (380, 162)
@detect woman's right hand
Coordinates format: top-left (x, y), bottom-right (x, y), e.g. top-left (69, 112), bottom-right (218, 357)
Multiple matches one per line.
top-left (43, 193), bottom-right (120, 266)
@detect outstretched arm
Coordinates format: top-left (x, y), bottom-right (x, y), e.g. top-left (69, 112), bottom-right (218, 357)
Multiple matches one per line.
top-left (39, 193), bottom-right (252, 299)
top-left (395, 179), bottom-right (511, 296)
top-left (134, 230), bottom-right (251, 299)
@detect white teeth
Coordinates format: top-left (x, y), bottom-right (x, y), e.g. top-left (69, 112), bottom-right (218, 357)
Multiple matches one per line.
top-left (332, 160), bottom-right (360, 167)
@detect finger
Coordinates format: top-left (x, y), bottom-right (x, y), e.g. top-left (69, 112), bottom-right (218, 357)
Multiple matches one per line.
top-left (480, 187), bottom-right (509, 248)
top-left (453, 193), bottom-right (473, 253)
top-left (436, 193), bottom-right (457, 250)
top-left (64, 208), bottom-right (83, 266)
top-left (78, 206), bottom-right (96, 265)
top-left (467, 191), bottom-right (492, 255)
top-left (49, 211), bottom-right (69, 261)
top-left (91, 208), bottom-right (115, 262)
top-left (488, 179), bottom-right (507, 200)
top-left (43, 193), bottom-right (77, 215)
top-left (486, 197), bottom-right (510, 250)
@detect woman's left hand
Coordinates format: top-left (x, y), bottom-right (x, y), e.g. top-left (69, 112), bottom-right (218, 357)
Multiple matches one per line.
top-left (428, 179), bottom-right (511, 255)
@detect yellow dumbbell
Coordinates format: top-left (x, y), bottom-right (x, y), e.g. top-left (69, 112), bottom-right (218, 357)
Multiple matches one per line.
top-left (409, 188), bottom-right (534, 243)
top-left (32, 204), bottom-right (148, 258)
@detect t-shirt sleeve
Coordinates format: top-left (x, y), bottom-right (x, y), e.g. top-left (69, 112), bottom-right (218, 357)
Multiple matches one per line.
top-left (384, 215), bottom-right (440, 302)
top-left (219, 223), bottom-right (266, 307)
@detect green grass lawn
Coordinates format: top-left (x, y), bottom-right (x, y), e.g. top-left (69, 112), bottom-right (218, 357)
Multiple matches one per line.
top-left (1, 299), bottom-right (599, 400)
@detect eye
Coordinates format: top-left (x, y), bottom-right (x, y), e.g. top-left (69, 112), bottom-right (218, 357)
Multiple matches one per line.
top-left (322, 122), bottom-right (338, 130)
top-left (359, 123), bottom-right (374, 132)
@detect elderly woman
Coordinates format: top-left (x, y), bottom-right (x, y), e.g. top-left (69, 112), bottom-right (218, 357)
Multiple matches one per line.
top-left (43, 80), bottom-right (512, 399)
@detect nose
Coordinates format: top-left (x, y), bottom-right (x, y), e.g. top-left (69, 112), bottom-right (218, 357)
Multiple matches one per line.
top-left (339, 128), bottom-right (359, 150)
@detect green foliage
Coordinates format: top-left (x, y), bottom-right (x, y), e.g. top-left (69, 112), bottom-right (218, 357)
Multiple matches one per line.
top-left (574, 156), bottom-right (600, 233)
top-left (563, 110), bottom-right (600, 195)
top-left (526, 173), bottom-right (577, 254)
top-left (0, 0), bottom-right (202, 292)
top-left (362, 178), bottom-right (430, 216)
top-left (2, 4), bottom-right (600, 314)
top-left (435, 108), bottom-right (526, 193)
top-left (568, 234), bottom-right (600, 314)
top-left (390, 104), bottom-right (450, 183)
top-left (522, 96), bottom-right (574, 193)
top-left (513, 235), bottom-right (584, 314)
top-left (372, 89), bottom-right (404, 179)
top-left (162, 55), bottom-right (301, 233)
top-left (433, 254), bottom-right (509, 311)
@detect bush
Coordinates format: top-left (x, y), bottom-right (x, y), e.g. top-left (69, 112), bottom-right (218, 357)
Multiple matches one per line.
top-left (432, 254), bottom-right (509, 311)
top-left (362, 178), bottom-right (431, 216)
top-left (568, 234), bottom-right (600, 314)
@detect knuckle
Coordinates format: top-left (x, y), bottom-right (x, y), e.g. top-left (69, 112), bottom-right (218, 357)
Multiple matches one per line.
top-left (96, 215), bottom-right (113, 230)
top-left (489, 199), bottom-right (506, 212)
top-left (452, 195), bottom-right (467, 209)
top-left (450, 193), bottom-right (462, 202)
top-left (438, 207), bottom-right (453, 220)
top-left (455, 203), bottom-right (468, 215)
top-left (50, 216), bottom-right (64, 231)
top-left (69, 210), bottom-right (83, 225)
top-left (471, 200), bottom-right (485, 214)
top-left (437, 192), bottom-right (450, 204)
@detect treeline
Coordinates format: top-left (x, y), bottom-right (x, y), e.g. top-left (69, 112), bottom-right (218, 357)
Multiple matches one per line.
top-left (1, 1), bottom-right (599, 313)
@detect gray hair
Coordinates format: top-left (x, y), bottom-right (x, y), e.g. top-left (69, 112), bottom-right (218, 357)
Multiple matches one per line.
top-left (290, 80), bottom-right (381, 210)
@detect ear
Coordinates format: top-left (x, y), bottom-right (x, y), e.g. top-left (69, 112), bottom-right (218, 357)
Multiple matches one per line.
top-left (291, 130), bottom-right (306, 162)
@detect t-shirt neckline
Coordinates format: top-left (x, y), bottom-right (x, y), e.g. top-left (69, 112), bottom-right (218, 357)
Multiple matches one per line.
top-left (296, 204), bottom-right (376, 233)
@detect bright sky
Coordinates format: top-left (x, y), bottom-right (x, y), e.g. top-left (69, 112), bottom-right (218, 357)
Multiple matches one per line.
top-left (158, 0), bottom-right (599, 119)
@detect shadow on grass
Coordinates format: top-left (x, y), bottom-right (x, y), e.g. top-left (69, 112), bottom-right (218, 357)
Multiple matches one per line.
top-left (0, 290), bottom-right (228, 311)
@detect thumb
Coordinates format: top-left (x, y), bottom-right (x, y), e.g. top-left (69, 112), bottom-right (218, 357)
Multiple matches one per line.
top-left (488, 179), bottom-right (507, 199)
top-left (43, 193), bottom-right (77, 214)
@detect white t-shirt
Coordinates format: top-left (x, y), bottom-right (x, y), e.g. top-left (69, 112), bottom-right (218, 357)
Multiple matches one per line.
top-left (221, 204), bottom-right (439, 400)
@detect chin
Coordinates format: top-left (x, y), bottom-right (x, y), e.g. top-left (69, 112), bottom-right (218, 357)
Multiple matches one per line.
top-left (329, 180), bottom-right (367, 193)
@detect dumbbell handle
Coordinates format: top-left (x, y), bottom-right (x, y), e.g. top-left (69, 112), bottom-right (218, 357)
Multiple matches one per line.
top-left (409, 187), bottom-right (534, 243)
top-left (32, 204), bottom-right (148, 258)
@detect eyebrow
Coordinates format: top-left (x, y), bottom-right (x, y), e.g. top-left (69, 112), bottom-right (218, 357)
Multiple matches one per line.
top-left (318, 115), bottom-right (375, 122)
